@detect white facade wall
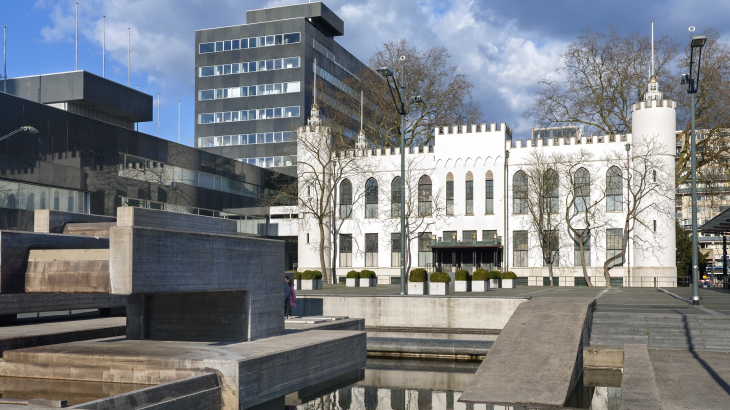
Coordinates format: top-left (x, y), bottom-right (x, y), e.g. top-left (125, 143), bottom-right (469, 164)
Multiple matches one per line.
top-left (295, 111), bottom-right (677, 286)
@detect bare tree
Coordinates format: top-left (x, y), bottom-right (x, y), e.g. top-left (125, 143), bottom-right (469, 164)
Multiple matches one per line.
top-left (559, 150), bottom-right (609, 286)
top-left (524, 26), bottom-right (679, 137)
top-left (600, 135), bottom-right (675, 285)
top-left (261, 107), bottom-right (374, 283)
top-left (326, 39), bottom-right (483, 149)
top-left (513, 150), bottom-right (566, 286)
top-left (381, 155), bottom-right (447, 275)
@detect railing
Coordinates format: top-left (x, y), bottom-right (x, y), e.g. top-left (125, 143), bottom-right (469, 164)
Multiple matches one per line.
top-left (429, 237), bottom-right (502, 247)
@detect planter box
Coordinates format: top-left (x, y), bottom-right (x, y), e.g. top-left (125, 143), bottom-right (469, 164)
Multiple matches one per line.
top-left (472, 280), bottom-right (490, 292)
top-left (300, 279), bottom-right (323, 290)
top-left (489, 279), bottom-right (501, 289)
top-left (346, 278), bottom-right (359, 287)
top-left (502, 279), bottom-right (516, 288)
top-left (358, 278), bottom-right (377, 287)
top-left (294, 279), bottom-right (301, 290)
top-left (429, 282), bottom-right (450, 296)
top-left (408, 282), bottom-right (428, 295)
top-left (455, 280), bottom-right (471, 292)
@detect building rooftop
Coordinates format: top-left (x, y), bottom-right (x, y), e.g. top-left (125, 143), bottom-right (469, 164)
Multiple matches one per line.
top-left (246, 2), bottom-right (344, 37)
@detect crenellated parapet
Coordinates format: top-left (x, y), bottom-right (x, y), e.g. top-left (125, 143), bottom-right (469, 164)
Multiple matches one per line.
top-left (434, 122), bottom-right (512, 138)
top-left (631, 99), bottom-right (677, 112)
top-left (507, 134), bottom-right (630, 149)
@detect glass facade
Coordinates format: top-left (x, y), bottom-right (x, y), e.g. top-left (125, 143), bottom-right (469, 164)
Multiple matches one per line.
top-left (198, 106), bottom-right (300, 124)
top-left (198, 132), bottom-right (295, 148)
top-left (198, 57), bottom-right (301, 77)
top-left (198, 82), bottom-right (300, 101)
top-left (199, 32), bottom-right (301, 54)
top-left (0, 179), bottom-right (87, 213)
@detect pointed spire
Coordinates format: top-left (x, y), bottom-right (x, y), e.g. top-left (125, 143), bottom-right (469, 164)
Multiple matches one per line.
top-left (356, 91), bottom-right (367, 149)
top-left (644, 22), bottom-right (662, 101)
top-left (308, 58), bottom-right (322, 126)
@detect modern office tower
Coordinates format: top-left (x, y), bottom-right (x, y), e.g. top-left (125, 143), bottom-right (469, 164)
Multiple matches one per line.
top-left (194, 1), bottom-right (365, 176)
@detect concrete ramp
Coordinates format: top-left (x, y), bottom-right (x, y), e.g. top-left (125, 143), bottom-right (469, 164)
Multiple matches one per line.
top-left (459, 297), bottom-right (596, 408)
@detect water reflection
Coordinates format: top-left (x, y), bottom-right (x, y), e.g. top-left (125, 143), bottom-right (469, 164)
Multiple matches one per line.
top-left (288, 359), bottom-right (620, 410)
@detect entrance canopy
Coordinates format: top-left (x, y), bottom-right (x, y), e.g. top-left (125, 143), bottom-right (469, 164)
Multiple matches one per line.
top-left (699, 208), bottom-right (730, 234)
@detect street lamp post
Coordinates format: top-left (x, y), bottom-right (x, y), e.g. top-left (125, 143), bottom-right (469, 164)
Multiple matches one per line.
top-left (0, 126), bottom-right (39, 143)
top-left (377, 62), bottom-right (424, 295)
top-left (625, 143), bottom-right (631, 286)
top-left (682, 27), bottom-right (706, 305)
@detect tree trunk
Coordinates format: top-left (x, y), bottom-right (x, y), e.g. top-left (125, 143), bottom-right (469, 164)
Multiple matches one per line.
top-left (548, 261), bottom-right (554, 286)
top-left (318, 222), bottom-right (329, 284)
top-left (579, 239), bottom-right (593, 286)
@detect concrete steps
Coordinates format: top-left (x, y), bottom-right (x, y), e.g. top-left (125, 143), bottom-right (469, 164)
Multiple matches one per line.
top-left (590, 312), bottom-right (730, 352)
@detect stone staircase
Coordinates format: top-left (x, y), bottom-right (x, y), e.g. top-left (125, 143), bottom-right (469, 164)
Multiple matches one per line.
top-left (590, 312), bottom-right (730, 352)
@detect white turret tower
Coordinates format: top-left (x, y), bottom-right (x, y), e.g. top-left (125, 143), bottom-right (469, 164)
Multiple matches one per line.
top-left (629, 71), bottom-right (677, 283)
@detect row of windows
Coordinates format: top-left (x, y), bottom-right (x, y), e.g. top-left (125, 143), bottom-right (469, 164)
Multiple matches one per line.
top-left (312, 39), bottom-right (359, 80)
top-left (441, 230), bottom-right (498, 242)
top-left (0, 179), bottom-right (87, 213)
top-left (238, 156), bottom-right (296, 168)
top-left (198, 106), bottom-right (300, 124)
top-left (199, 32), bottom-right (300, 54)
top-left (339, 176), bottom-right (433, 219)
top-left (512, 228), bottom-right (625, 267)
top-left (198, 82), bottom-right (300, 101)
top-left (118, 154), bottom-right (261, 198)
top-left (513, 166), bottom-right (625, 214)
top-left (199, 131), bottom-right (295, 148)
top-left (315, 64), bottom-right (350, 94)
top-left (199, 57), bottom-right (300, 77)
top-left (338, 232), bottom-right (433, 268)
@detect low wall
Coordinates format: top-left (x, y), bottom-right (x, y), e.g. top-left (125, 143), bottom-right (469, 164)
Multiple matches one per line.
top-left (33, 210), bottom-right (116, 234)
top-left (292, 296), bottom-right (528, 330)
top-left (116, 207), bottom-right (237, 235)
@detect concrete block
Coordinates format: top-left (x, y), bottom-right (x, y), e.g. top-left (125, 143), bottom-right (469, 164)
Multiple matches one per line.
top-left (0, 231), bottom-right (109, 293)
top-left (502, 279), bottom-right (516, 288)
top-left (472, 281), bottom-right (489, 292)
top-left (358, 278), bottom-right (376, 287)
top-left (116, 207), bottom-right (237, 235)
top-left (583, 348), bottom-right (624, 369)
top-left (0, 293), bottom-right (126, 316)
top-left (346, 278), bottom-right (358, 287)
top-left (63, 222), bottom-right (116, 237)
top-left (25, 249), bottom-right (110, 293)
top-left (455, 281), bottom-right (470, 292)
top-left (408, 282), bottom-right (427, 295)
top-left (126, 291), bottom-right (249, 342)
top-left (621, 344), bottom-right (662, 410)
top-left (33, 210), bottom-right (116, 234)
top-left (299, 279), bottom-right (322, 290)
top-left (459, 297), bottom-right (596, 407)
top-left (489, 279), bottom-right (500, 289)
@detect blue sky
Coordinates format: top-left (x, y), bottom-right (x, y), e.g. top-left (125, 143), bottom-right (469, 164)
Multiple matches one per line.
top-left (2, 0), bottom-right (729, 145)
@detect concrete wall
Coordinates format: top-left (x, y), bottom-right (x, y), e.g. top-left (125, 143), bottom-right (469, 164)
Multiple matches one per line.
top-left (126, 291), bottom-right (249, 342)
top-left (25, 249), bottom-right (110, 293)
top-left (109, 226), bottom-right (285, 340)
top-left (0, 231), bottom-right (109, 293)
top-left (33, 210), bottom-right (117, 234)
top-left (116, 207), bottom-right (237, 235)
top-left (292, 296), bottom-right (528, 330)
top-left (0, 293), bottom-right (126, 315)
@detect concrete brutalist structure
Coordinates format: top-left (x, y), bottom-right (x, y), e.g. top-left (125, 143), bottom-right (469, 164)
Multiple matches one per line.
top-left (1, 207), bottom-right (366, 410)
top-left (459, 297), bottom-right (596, 407)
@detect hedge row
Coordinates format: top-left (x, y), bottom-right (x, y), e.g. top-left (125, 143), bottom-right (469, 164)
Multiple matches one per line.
top-left (408, 268), bottom-right (428, 282)
top-left (430, 272), bottom-right (451, 283)
top-left (292, 270), bottom-right (322, 280)
top-left (455, 270), bottom-right (471, 281)
top-left (346, 270), bottom-right (377, 278)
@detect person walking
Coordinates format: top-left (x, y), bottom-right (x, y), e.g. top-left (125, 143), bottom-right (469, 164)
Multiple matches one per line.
top-left (288, 279), bottom-right (297, 319)
top-left (284, 276), bottom-right (292, 319)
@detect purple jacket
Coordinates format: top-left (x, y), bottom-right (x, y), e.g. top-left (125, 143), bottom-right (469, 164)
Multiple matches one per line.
top-left (289, 285), bottom-right (297, 306)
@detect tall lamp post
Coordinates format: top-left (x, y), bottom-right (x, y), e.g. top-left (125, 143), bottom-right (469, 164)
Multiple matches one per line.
top-left (377, 62), bottom-right (424, 295)
top-left (0, 126), bottom-right (39, 143)
top-left (681, 27), bottom-right (706, 305)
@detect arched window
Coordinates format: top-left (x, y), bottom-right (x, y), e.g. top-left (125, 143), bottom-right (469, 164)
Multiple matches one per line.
top-left (24, 193), bottom-right (35, 211)
top-left (365, 178), bottom-right (378, 218)
top-left (391, 177), bottom-right (401, 218)
top-left (418, 175), bottom-right (432, 216)
top-left (513, 171), bottom-right (528, 214)
top-left (340, 179), bottom-right (352, 218)
top-left (543, 169), bottom-right (559, 213)
top-left (465, 171), bottom-right (474, 215)
top-left (485, 171), bottom-right (494, 214)
top-left (445, 173), bottom-right (454, 215)
top-left (574, 167), bottom-right (590, 212)
top-left (53, 190), bottom-right (60, 211)
top-left (606, 166), bottom-right (623, 211)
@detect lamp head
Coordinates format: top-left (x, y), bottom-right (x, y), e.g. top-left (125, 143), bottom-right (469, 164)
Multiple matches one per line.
top-left (409, 95), bottom-right (426, 106)
top-left (376, 66), bottom-right (394, 78)
top-left (625, 143), bottom-right (631, 152)
top-left (681, 73), bottom-right (690, 85)
top-left (22, 126), bottom-right (39, 134)
top-left (691, 35), bottom-right (707, 48)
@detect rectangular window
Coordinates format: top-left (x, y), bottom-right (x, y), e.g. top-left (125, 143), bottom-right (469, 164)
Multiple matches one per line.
top-left (275, 34), bottom-right (283, 45)
top-left (285, 81), bottom-right (300, 93)
top-left (606, 228), bottom-right (624, 267)
top-left (199, 42), bottom-right (215, 53)
top-left (266, 60), bottom-right (274, 70)
top-left (266, 133), bottom-right (274, 143)
top-left (241, 39), bottom-right (248, 49)
top-left (513, 231), bottom-right (528, 267)
top-left (465, 180), bottom-right (473, 215)
top-left (446, 181), bottom-right (454, 215)
top-left (199, 66), bottom-right (214, 77)
top-left (232, 64), bottom-right (239, 74)
top-left (232, 39), bottom-right (239, 50)
top-left (463, 230), bottom-right (477, 242)
top-left (391, 233), bottom-right (401, 267)
top-left (224, 64), bottom-right (231, 74)
top-left (199, 90), bottom-right (214, 100)
top-left (283, 57), bottom-right (300, 68)
top-left (199, 137), bottom-right (215, 147)
top-left (284, 106), bottom-right (300, 117)
top-left (248, 38), bottom-right (256, 48)
top-left (574, 229), bottom-right (591, 267)
top-left (283, 32), bottom-right (300, 44)
top-left (339, 234), bottom-right (352, 267)
top-left (543, 231), bottom-right (559, 267)
top-left (444, 231), bottom-right (457, 242)
top-left (485, 180), bottom-right (494, 214)
top-left (365, 233), bottom-right (378, 267)
top-left (215, 41), bottom-right (223, 52)
top-left (215, 65), bottom-right (223, 75)
top-left (482, 230), bottom-right (497, 242)
top-left (224, 40), bottom-right (231, 51)
top-left (198, 114), bottom-right (215, 124)
top-left (418, 232), bottom-right (433, 267)
top-left (274, 132), bottom-right (283, 143)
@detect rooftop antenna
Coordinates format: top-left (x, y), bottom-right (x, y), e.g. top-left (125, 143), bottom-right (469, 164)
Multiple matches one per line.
top-left (313, 58), bottom-right (317, 104)
top-left (127, 28), bottom-right (130, 86)
top-left (157, 93), bottom-right (160, 138)
top-left (651, 21), bottom-right (654, 77)
top-left (75, 3), bottom-right (78, 71)
top-left (360, 90), bottom-right (363, 130)
top-left (178, 100), bottom-right (181, 144)
top-left (102, 16), bottom-right (105, 77)
top-left (3, 27), bottom-right (6, 94)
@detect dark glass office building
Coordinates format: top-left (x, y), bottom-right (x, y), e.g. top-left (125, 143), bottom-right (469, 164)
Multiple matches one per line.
top-left (194, 1), bottom-right (365, 175)
top-left (0, 71), bottom-right (287, 238)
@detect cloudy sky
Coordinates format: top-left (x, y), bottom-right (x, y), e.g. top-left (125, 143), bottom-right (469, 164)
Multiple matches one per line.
top-left (3, 0), bottom-right (729, 145)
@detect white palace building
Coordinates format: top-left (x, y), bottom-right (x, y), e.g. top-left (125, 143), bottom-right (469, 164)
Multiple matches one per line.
top-left (288, 76), bottom-right (677, 287)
